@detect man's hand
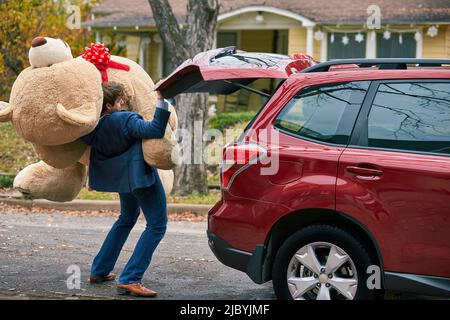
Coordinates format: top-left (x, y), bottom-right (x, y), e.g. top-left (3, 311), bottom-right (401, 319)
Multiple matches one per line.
top-left (155, 90), bottom-right (169, 111)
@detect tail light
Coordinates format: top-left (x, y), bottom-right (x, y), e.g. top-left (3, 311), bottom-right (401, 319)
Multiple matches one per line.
top-left (220, 143), bottom-right (267, 190)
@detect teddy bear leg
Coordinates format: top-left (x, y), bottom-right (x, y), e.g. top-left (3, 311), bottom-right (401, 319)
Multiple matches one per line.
top-left (157, 169), bottom-right (174, 196)
top-left (33, 140), bottom-right (88, 169)
top-left (13, 161), bottom-right (86, 202)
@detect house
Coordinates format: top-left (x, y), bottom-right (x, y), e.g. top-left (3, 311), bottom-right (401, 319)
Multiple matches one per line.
top-left (84, 0), bottom-right (450, 110)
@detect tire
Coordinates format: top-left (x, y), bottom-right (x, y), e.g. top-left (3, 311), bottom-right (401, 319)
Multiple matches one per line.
top-left (272, 224), bottom-right (379, 300)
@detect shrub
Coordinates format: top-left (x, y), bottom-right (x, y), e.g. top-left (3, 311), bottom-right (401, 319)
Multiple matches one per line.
top-left (0, 174), bottom-right (14, 188)
top-left (208, 111), bottom-right (256, 130)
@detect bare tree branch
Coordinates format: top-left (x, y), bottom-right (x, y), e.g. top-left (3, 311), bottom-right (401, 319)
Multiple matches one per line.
top-left (148, 0), bottom-right (188, 69)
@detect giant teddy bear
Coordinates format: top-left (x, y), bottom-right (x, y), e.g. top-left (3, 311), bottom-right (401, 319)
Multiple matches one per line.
top-left (0, 37), bottom-right (180, 202)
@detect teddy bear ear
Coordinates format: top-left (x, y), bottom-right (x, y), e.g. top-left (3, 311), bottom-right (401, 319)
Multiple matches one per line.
top-left (56, 102), bottom-right (99, 128)
top-left (0, 102), bottom-right (12, 122)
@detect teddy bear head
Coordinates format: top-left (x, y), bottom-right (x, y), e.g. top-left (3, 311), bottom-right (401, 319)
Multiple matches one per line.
top-left (29, 36), bottom-right (73, 68)
top-left (0, 37), bottom-right (103, 146)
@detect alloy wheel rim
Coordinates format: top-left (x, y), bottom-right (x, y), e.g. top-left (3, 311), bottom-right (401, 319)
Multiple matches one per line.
top-left (286, 241), bottom-right (358, 300)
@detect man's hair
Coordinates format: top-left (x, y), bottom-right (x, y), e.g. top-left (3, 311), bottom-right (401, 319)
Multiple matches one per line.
top-left (102, 81), bottom-right (125, 114)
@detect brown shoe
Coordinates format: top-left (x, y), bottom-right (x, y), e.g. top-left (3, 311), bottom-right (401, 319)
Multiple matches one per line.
top-left (116, 283), bottom-right (158, 297)
top-left (89, 273), bottom-right (116, 284)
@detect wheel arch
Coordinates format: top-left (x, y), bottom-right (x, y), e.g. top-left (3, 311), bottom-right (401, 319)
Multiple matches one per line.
top-left (262, 208), bottom-right (385, 285)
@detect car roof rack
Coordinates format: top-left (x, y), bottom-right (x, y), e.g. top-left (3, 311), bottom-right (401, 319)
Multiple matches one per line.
top-left (300, 58), bottom-right (450, 73)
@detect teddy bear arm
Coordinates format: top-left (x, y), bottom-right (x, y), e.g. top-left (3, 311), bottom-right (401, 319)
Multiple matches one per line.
top-left (56, 101), bottom-right (99, 128)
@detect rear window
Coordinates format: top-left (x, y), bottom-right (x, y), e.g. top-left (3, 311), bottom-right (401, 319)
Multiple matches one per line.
top-left (368, 82), bottom-right (450, 155)
top-left (210, 52), bottom-right (289, 68)
top-left (274, 81), bottom-right (370, 145)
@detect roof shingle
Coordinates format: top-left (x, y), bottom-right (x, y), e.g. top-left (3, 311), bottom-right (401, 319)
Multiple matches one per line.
top-left (85, 0), bottom-right (450, 27)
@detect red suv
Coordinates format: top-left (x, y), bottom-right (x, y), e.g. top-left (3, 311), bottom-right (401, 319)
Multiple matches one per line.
top-left (157, 48), bottom-right (450, 300)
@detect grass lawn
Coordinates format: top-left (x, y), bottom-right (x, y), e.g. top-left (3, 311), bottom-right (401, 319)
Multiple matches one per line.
top-left (167, 189), bottom-right (221, 205)
top-left (76, 187), bottom-right (221, 205)
top-left (208, 111), bottom-right (256, 130)
top-left (76, 188), bottom-right (119, 201)
top-left (0, 123), bottom-right (39, 174)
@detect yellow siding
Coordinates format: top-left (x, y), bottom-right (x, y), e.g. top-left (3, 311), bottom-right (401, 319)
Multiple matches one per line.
top-left (145, 39), bottom-right (160, 81)
top-left (313, 34), bottom-right (322, 61)
top-left (446, 26), bottom-right (450, 58)
top-left (288, 28), bottom-right (321, 61)
top-left (288, 28), bottom-right (306, 55)
top-left (150, 43), bottom-right (160, 81)
top-left (423, 27), bottom-right (448, 58)
top-left (241, 30), bottom-right (274, 52)
top-left (125, 33), bottom-right (161, 81)
top-left (240, 30), bottom-right (275, 111)
top-left (125, 35), bottom-right (140, 61)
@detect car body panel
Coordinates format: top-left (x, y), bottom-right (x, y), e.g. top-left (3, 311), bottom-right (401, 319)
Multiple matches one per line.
top-left (209, 69), bottom-right (450, 275)
top-left (337, 147), bottom-right (450, 278)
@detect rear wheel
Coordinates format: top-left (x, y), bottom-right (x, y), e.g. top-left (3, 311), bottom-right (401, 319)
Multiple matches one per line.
top-left (272, 225), bottom-right (379, 300)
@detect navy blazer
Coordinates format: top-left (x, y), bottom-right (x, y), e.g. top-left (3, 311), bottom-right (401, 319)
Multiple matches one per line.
top-left (81, 108), bottom-right (171, 193)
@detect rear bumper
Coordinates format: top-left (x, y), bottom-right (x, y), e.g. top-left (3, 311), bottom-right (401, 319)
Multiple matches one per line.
top-left (207, 231), bottom-right (268, 284)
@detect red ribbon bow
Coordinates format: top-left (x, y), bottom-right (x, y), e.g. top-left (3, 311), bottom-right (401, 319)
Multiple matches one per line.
top-left (81, 43), bottom-right (130, 82)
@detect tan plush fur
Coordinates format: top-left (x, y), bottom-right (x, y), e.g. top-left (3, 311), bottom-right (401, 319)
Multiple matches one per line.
top-left (0, 39), bottom-right (179, 202)
top-left (14, 161), bottom-right (87, 202)
top-left (0, 101), bottom-right (12, 122)
top-left (10, 59), bottom-right (103, 146)
top-left (33, 141), bottom-right (88, 169)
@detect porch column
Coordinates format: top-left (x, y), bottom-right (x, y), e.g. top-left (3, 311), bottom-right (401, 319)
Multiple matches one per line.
top-left (306, 26), bottom-right (314, 56)
top-left (416, 30), bottom-right (423, 58)
top-left (95, 31), bottom-right (101, 43)
top-left (138, 38), bottom-right (145, 69)
top-left (321, 32), bottom-right (328, 61)
top-left (366, 31), bottom-right (377, 58)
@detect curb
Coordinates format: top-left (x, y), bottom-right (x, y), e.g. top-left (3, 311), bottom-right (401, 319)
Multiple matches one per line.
top-left (0, 196), bottom-right (213, 215)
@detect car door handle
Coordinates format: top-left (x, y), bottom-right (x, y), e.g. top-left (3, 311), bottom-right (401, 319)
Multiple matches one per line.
top-left (346, 166), bottom-right (383, 176)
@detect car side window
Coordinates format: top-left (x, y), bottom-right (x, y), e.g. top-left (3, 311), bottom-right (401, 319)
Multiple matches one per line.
top-left (368, 82), bottom-right (450, 155)
top-left (274, 81), bottom-right (370, 144)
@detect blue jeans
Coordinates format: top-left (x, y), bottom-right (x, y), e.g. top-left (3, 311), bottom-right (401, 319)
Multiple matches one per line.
top-left (90, 174), bottom-right (167, 284)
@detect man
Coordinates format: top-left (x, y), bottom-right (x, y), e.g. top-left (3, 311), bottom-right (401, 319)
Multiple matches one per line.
top-left (81, 82), bottom-right (171, 297)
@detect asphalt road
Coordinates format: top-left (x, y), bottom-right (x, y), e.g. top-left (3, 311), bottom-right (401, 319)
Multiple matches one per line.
top-left (0, 209), bottom-right (275, 300)
top-left (0, 208), bottom-right (445, 300)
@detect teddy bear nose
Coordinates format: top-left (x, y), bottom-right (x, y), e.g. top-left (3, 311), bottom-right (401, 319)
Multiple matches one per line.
top-left (31, 37), bottom-right (47, 48)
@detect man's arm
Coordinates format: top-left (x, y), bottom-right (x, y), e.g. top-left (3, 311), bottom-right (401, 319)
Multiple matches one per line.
top-left (126, 93), bottom-right (171, 139)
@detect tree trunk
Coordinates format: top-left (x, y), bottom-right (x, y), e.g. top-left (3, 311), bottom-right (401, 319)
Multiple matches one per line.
top-left (175, 92), bottom-right (210, 194)
top-left (148, 0), bottom-right (219, 195)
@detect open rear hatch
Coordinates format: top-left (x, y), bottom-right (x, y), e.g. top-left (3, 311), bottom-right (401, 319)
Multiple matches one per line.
top-left (155, 47), bottom-right (317, 98)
